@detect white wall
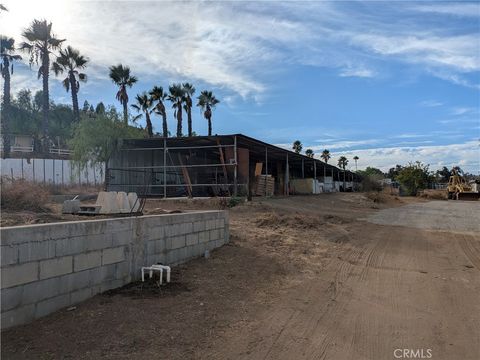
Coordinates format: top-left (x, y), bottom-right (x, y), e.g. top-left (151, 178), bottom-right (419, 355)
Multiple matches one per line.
top-left (0, 158), bottom-right (104, 186)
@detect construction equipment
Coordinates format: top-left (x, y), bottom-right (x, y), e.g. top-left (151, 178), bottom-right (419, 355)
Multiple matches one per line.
top-left (447, 169), bottom-right (480, 201)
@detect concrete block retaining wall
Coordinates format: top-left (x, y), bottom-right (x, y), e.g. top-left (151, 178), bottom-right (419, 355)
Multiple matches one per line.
top-left (1, 211), bottom-right (229, 329)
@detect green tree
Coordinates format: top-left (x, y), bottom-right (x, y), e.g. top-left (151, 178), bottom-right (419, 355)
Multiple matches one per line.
top-left (292, 140), bottom-right (302, 154)
top-left (52, 45), bottom-right (88, 122)
top-left (396, 161), bottom-right (433, 196)
top-left (149, 86), bottom-right (168, 137)
top-left (109, 64), bottom-right (137, 124)
top-left (353, 155), bottom-right (359, 171)
top-left (197, 90), bottom-right (219, 136)
top-left (131, 92), bottom-right (154, 137)
top-left (305, 149), bottom-right (314, 158)
top-left (20, 19), bottom-right (65, 144)
top-left (337, 156), bottom-right (348, 191)
top-left (95, 102), bottom-right (105, 115)
top-left (168, 83), bottom-right (185, 137)
top-left (182, 83), bottom-right (195, 137)
top-left (321, 149), bottom-right (331, 180)
top-left (69, 112), bottom-right (144, 169)
top-left (15, 88), bottom-right (33, 112)
top-left (1, 35), bottom-right (22, 157)
top-left (358, 167), bottom-right (384, 177)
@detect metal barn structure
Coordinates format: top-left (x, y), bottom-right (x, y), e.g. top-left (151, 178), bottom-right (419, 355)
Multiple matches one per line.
top-left (105, 134), bottom-right (360, 198)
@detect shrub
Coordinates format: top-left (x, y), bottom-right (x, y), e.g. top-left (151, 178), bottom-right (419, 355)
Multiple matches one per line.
top-left (0, 178), bottom-right (51, 211)
top-left (360, 174), bottom-right (383, 192)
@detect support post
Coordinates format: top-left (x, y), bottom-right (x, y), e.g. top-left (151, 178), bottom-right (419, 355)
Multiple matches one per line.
top-left (302, 158), bottom-right (305, 178)
top-left (163, 137), bottom-right (167, 199)
top-left (285, 154), bottom-right (289, 196)
top-left (234, 136), bottom-right (238, 196)
top-left (265, 146), bottom-right (268, 197)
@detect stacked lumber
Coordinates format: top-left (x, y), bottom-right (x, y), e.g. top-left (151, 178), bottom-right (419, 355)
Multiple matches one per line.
top-left (255, 175), bottom-right (275, 196)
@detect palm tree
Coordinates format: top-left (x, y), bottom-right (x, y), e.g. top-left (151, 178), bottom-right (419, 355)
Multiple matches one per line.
top-left (168, 84), bottom-right (185, 137)
top-left (20, 19), bottom-right (65, 143)
top-left (353, 155), bottom-right (359, 171)
top-left (52, 46), bottom-right (88, 122)
top-left (292, 140), bottom-right (302, 154)
top-left (1, 36), bottom-right (22, 158)
top-left (109, 64), bottom-right (137, 124)
top-left (150, 86), bottom-right (168, 137)
top-left (131, 92), bottom-right (154, 137)
top-left (197, 90), bottom-right (220, 136)
top-left (321, 149), bottom-right (331, 181)
top-left (182, 83), bottom-right (195, 137)
top-left (305, 149), bottom-right (314, 158)
top-left (338, 156), bottom-right (349, 191)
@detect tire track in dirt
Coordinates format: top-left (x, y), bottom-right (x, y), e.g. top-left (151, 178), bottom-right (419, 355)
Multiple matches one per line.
top-left (458, 235), bottom-right (480, 269)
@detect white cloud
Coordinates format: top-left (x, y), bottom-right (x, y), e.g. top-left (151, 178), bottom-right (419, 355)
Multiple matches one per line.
top-left (2, 0), bottom-right (479, 101)
top-left (350, 33), bottom-right (480, 73)
top-left (411, 3), bottom-right (480, 18)
top-left (419, 100), bottom-right (443, 107)
top-left (339, 66), bottom-right (376, 78)
top-left (331, 140), bottom-right (480, 173)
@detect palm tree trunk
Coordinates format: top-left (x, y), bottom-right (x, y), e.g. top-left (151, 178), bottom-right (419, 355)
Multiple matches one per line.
top-left (162, 112), bottom-right (168, 138)
top-left (176, 105), bottom-right (182, 137)
top-left (323, 163), bottom-right (326, 189)
top-left (2, 60), bottom-right (11, 158)
top-left (123, 101), bottom-right (128, 125)
top-left (187, 107), bottom-right (192, 137)
top-left (343, 169), bottom-right (346, 191)
top-left (208, 117), bottom-right (212, 136)
top-left (42, 50), bottom-right (50, 151)
top-left (145, 111), bottom-right (153, 137)
top-left (70, 73), bottom-right (80, 122)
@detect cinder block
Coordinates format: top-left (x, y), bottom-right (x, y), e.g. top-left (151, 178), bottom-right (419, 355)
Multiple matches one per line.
top-left (55, 238), bottom-right (87, 257)
top-left (85, 233), bottom-right (113, 251)
top-left (58, 270), bottom-right (91, 293)
top-left (111, 230), bottom-right (133, 246)
top-left (186, 233), bottom-right (198, 246)
top-left (1, 285), bottom-right (24, 311)
top-left (209, 229), bottom-right (220, 241)
top-left (145, 226), bottom-right (165, 241)
top-left (198, 231), bottom-right (209, 243)
top-left (206, 219), bottom-right (217, 230)
top-left (115, 262), bottom-right (130, 279)
top-left (102, 247), bottom-right (125, 265)
top-left (90, 264), bottom-right (116, 285)
top-left (1, 262), bottom-right (38, 288)
top-left (193, 221), bottom-right (205, 232)
top-left (100, 279), bottom-right (125, 293)
top-left (216, 219), bottom-right (225, 229)
top-left (18, 241), bottom-right (56, 263)
top-left (74, 251), bottom-right (102, 272)
top-left (22, 277), bottom-right (60, 305)
top-left (35, 293), bottom-right (70, 318)
top-left (178, 222), bottom-right (193, 235)
top-left (147, 240), bottom-right (156, 254)
top-left (1, 304), bottom-right (35, 329)
top-left (170, 236), bottom-right (186, 249)
top-left (70, 287), bottom-right (92, 304)
top-left (39, 256), bottom-right (72, 280)
top-left (1, 245), bottom-right (18, 266)
top-left (155, 239), bottom-right (167, 253)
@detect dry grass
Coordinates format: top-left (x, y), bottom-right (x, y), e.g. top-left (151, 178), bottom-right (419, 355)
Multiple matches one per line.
top-left (1, 178), bottom-right (51, 212)
top-left (418, 189), bottom-right (447, 200)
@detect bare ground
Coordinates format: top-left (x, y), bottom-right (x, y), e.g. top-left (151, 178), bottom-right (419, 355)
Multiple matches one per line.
top-left (2, 193), bottom-right (479, 360)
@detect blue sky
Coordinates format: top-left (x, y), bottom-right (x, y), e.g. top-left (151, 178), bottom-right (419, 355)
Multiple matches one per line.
top-left (1, 0), bottom-right (479, 173)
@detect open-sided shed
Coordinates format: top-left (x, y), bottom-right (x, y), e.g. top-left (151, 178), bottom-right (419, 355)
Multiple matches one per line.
top-left (106, 134), bottom-right (360, 197)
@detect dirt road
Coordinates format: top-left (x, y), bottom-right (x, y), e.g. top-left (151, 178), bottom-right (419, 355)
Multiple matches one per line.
top-left (2, 195), bottom-right (479, 359)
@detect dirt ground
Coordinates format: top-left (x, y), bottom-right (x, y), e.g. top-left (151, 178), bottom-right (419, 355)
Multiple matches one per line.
top-left (2, 193), bottom-right (479, 359)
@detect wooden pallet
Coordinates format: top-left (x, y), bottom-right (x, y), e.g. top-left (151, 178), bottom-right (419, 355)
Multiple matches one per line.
top-left (255, 175), bottom-right (275, 196)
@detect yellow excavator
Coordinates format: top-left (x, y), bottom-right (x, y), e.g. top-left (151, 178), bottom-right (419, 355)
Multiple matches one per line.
top-left (447, 169), bottom-right (480, 201)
